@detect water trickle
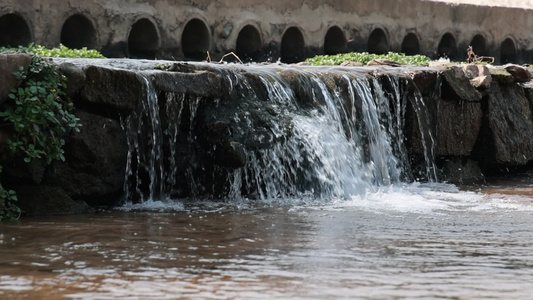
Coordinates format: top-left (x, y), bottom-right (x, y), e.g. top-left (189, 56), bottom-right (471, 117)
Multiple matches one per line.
top-left (410, 83), bottom-right (439, 182)
top-left (123, 66), bottom-right (439, 202)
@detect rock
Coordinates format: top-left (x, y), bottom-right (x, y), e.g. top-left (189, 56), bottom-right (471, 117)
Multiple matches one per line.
top-left (474, 81), bottom-right (533, 169)
top-left (440, 66), bottom-right (482, 102)
top-left (367, 59), bottom-right (401, 67)
top-left (522, 81), bottom-right (533, 112)
top-left (81, 65), bottom-right (144, 114)
top-left (210, 141), bottom-right (247, 169)
top-left (68, 111), bottom-right (127, 174)
top-left (435, 99), bottom-right (482, 156)
top-left (504, 64), bottom-right (532, 83)
top-left (44, 165), bottom-right (124, 206)
top-left (428, 61), bottom-right (456, 68)
top-left (487, 66), bottom-right (514, 84)
top-left (406, 68), bottom-right (483, 158)
top-left (340, 61), bottom-right (363, 67)
top-left (470, 75), bottom-right (492, 90)
top-left (410, 69), bottom-right (438, 96)
top-left (439, 157), bottom-right (484, 184)
top-left (151, 71), bottom-right (227, 98)
top-left (0, 53), bottom-right (32, 105)
top-left (461, 64), bottom-right (492, 90)
top-left (43, 111), bottom-right (128, 205)
top-left (461, 64), bottom-right (490, 79)
top-left (16, 186), bottom-right (92, 216)
top-left (58, 62), bottom-right (86, 97)
top-left (1, 158), bottom-right (47, 185)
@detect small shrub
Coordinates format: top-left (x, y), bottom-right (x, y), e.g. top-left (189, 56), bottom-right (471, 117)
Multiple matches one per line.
top-left (0, 56), bottom-right (81, 163)
top-left (0, 55), bottom-right (81, 220)
top-left (306, 52), bottom-right (431, 66)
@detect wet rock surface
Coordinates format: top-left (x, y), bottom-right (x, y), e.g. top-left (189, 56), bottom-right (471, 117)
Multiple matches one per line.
top-left (16, 185), bottom-right (92, 216)
top-left (42, 111), bottom-right (128, 205)
top-left (475, 79), bottom-right (533, 170)
top-left (3, 58), bottom-right (533, 214)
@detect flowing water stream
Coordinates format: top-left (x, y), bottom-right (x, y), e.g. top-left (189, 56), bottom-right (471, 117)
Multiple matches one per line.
top-left (1, 64), bottom-right (532, 299)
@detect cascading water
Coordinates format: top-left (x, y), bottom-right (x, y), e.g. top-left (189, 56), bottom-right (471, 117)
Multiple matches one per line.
top-left (122, 65), bottom-right (437, 203)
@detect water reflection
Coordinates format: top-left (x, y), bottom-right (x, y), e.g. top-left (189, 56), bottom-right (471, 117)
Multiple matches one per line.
top-left (1, 191), bottom-right (533, 299)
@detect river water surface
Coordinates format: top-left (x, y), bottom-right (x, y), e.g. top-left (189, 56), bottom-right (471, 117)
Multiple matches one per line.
top-left (1, 180), bottom-right (532, 299)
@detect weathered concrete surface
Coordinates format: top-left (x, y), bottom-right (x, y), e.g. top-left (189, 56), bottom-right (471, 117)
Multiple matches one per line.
top-left (1, 0), bottom-right (533, 63)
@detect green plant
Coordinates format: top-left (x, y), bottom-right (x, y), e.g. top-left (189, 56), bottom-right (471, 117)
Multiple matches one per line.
top-left (0, 56), bottom-right (81, 220)
top-left (0, 56), bottom-right (81, 163)
top-left (0, 166), bottom-right (20, 221)
top-left (154, 64), bottom-right (172, 71)
top-left (0, 43), bottom-right (105, 58)
top-left (305, 51), bottom-right (431, 66)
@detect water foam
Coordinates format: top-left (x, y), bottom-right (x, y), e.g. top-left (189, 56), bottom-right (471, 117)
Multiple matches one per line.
top-left (327, 182), bottom-right (533, 214)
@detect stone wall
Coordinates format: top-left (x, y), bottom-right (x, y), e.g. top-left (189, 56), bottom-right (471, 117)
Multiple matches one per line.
top-left (1, 0), bottom-right (533, 63)
top-left (2, 54), bottom-right (533, 216)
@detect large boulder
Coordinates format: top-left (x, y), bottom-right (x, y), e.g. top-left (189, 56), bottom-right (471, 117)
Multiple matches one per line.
top-left (474, 80), bottom-right (533, 169)
top-left (407, 67), bottom-right (483, 157)
top-left (435, 99), bottom-right (482, 156)
top-left (150, 68), bottom-right (228, 98)
top-left (43, 111), bottom-right (128, 205)
top-left (80, 66), bottom-right (144, 115)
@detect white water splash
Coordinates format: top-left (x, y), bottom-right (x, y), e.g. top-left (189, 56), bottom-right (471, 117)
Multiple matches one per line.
top-left (123, 67), bottom-right (440, 204)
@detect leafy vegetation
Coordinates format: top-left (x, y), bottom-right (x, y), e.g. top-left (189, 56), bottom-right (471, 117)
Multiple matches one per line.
top-left (305, 52), bottom-right (431, 66)
top-left (0, 44), bottom-right (105, 58)
top-left (1, 56), bottom-right (81, 163)
top-left (0, 55), bottom-right (81, 221)
top-left (0, 166), bottom-right (20, 221)
top-left (154, 64), bottom-right (172, 71)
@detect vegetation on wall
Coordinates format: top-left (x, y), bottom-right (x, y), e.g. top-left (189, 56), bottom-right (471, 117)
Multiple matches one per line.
top-left (305, 51), bottom-right (431, 66)
top-left (0, 55), bottom-right (81, 221)
top-left (0, 44), bottom-right (105, 58)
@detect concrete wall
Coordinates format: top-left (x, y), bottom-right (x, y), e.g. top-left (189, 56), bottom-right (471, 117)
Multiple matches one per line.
top-left (1, 0), bottom-right (533, 64)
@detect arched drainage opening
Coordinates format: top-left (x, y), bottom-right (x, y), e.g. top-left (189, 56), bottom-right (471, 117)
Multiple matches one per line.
top-left (236, 25), bottom-right (262, 62)
top-left (128, 18), bottom-right (159, 59)
top-left (280, 27), bottom-right (305, 63)
top-left (470, 34), bottom-right (488, 56)
top-left (0, 13), bottom-right (31, 47)
top-left (500, 38), bottom-right (517, 64)
top-left (182, 18), bottom-right (210, 61)
top-left (324, 26), bottom-right (347, 55)
top-left (437, 32), bottom-right (457, 60)
top-left (61, 14), bottom-right (97, 49)
top-left (401, 33), bottom-right (420, 55)
top-left (368, 28), bottom-right (389, 54)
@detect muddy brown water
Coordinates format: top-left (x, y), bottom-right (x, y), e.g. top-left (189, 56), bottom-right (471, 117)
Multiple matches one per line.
top-left (1, 181), bottom-right (533, 299)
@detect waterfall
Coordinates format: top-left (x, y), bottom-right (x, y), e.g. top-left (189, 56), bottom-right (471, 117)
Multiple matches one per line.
top-left (123, 66), bottom-right (438, 202)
